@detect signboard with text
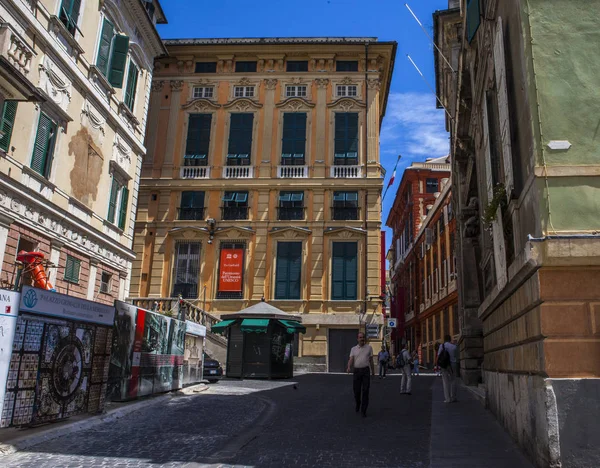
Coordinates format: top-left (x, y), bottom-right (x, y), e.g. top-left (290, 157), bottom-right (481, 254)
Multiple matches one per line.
top-left (218, 248), bottom-right (244, 292)
top-left (366, 324), bottom-right (379, 339)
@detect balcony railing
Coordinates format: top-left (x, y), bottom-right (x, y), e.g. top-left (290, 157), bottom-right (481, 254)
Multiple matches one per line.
top-left (331, 165), bottom-right (362, 178)
top-left (277, 165), bottom-right (308, 178)
top-left (278, 207), bottom-right (305, 221)
top-left (223, 166), bottom-right (253, 179)
top-left (332, 207), bottom-right (360, 221)
top-left (0, 23), bottom-right (34, 76)
top-left (180, 166), bottom-right (210, 179)
top-left (221, 206), bottom-right (249, 220)
top-left (178, 207), bottom-right (205, 221)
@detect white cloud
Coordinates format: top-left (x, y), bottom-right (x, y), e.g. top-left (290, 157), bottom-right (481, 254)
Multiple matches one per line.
top-left (380, 92), bottom-right (449, 162)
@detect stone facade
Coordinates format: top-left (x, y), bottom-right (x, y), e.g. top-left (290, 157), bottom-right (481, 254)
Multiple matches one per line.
top-left (434, 0), bottom-right (600, 466)
top-left (131, 38), bottom-right (396, 370)
top-left (0, 1), bottom-right (166, 298)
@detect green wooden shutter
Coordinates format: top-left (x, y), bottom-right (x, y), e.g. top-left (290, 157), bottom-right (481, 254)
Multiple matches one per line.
top-left (108, 34), bottom-right (129, 88)
top-left (96, 20), bottom-right (114, 76)
top-left (282, 113), bottom-right (306, 155)
top-left (334, 113), bottom-right (359, 155)
top-left (228, 113), bottom-right (253, 155)
top-left (185, 114), bottom-right (212, 157)
top-left (64, 255), bottom-right (81, 283)
top-left (344, 242), bottom-right (358, 300)
top-left (107, 177), bottom-right (119, 223)
top-left (31, 114), bottom-right (56, 177)
top-left (124, 62), bottom-right (138, 110)
top-left (275, 243), bottom-right (290, 299)
top-left (118, 186), bottom-right (129, 230)
top-left (332, 242), bottom-right (357, 300)
top-left (288, 242), bottom-right (302, 299)
top-left (0, 101), bottom-right (17, 152)
top-left (331, 242), bottom-right (345, 300)
top-left (467, 0), bottom-right (481, 43)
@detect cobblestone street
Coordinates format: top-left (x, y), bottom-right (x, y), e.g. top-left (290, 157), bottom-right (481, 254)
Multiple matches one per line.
top-left (0, 374), bottom-right (532, 467)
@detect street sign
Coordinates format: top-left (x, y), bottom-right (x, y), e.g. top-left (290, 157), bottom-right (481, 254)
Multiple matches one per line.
top-left (387, 318), bottom-right (397, 328)
top-left (366, 324), bottom-right (379, 339)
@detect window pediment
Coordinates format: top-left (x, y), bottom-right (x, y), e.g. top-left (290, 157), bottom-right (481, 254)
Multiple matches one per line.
top-left (168, 227), bottom-right (209, 239)
top-left (223, 98), bottom-right (263, 111)
top-left (327, 97), bottom-right (365, 111)
top-left (182, 98), bottom-right (221, 111)
top-left (276, 97), bottom-right (314, 111)
top-left (324, 227), bottom-right (366, 239)
top-left (269, 227), bottom-right (312, 239)
top-left (216, 226), bottom-right (255, 239)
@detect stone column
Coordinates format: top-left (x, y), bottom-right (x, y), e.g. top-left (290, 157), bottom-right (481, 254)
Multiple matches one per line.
top-left (260, 79), bottom-right (278, 178)
top-left (161, 80), bottom-right (183, 178)
top-left (314, 79), bottom-right (329, 178)
top-left (0, 213), bottom-right (14, 278)
top-left (87, 260), bottom-right (98, 300)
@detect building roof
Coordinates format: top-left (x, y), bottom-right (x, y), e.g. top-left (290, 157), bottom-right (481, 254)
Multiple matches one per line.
top-left (163, 37), bottom-right (381, 46)
top-left (220, 301), bottom-right (302, 321)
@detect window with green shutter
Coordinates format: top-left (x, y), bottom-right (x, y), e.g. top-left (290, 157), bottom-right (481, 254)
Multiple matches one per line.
top-left (107, 177), bottom-right (119, 223)
top-left (124, 62), bottom-right (139, 110)
top-left (227, 113), bottom-right (253, 165)
top-left (96, 19), bottom-right (115, 76)
top-left (59, 0), bottom-right (82, 36)
top-left (467, 0), bottom-right (481, 43)
top-left (275, 242), bottom-right (302, 300)
top-left (0, 101), bottom-right (17, 152)
top-left (64, 255), bottom-right (81, 283)
top-left (179, 191), bottom-right (205, 220)
top-left (184, 114), bottom-right (211, 166)
top-left (96, 18), bottom-right (130, 89)
top-left (118, 186), bottom-right (129, 230)
top-left (31, 113), bottom-right (57, 178)
top-left (334, 113), bottom-right (359, 165)
top-left (281, 113), bottom-right (306, 165)
top-left (331, 242), bottom-right (358, 300)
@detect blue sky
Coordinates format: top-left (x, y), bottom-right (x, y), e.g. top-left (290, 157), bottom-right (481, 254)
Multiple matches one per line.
top-left (157, 0), bottom-right (450, 246)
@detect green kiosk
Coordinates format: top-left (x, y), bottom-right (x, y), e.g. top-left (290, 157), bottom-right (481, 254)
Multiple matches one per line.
top-left (211, 302), bottom-right (306, 379)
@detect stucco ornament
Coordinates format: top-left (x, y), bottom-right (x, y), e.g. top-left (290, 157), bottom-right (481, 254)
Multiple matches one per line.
top-left (170, 80), bottom-right (184, 92)
top-left (315, 78), bottom-right (329, 89)
top-left (367, 79), bottom-right (381, 90)
top-left (339, 77), bottom-right (355, 85)
top-left (81, 101), bottom-right (106, 136)
top-left (39, 56), bottom-right (72, 110)
top-left (151, 80), bottom-right (165, 93)
top-left (264, 78), bottom-right (278, 89)
top-left (276, 98), bottom-right (315, 111)
top-left (113, 135), bottom-right (132, 172)
top-left (237, 77), bottom-right (253, 87)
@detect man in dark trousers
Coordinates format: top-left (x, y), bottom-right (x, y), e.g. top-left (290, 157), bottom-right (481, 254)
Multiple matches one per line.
top-left (347, 332), bottom-right (374, 417)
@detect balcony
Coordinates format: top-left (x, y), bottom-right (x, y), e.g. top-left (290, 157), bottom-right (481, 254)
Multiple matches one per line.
top-left (332, 207), bottom-right (359, 221)
top-left (180, 166), bottom-right (210, 179)
top-left (278, 207), bottom-right (305, 221)
top-left (0, 23), bottom-right (34, 76)
top-left (178, 207), bottom-right (205, 221)
top-left (331, 165), bottom-right (362, 178)
top-left (223, 166), bottom-right (253, 179)
top-left (277, 165), bottom-right (308, 178)
top-left (221, 206), bottom-right (248, 220)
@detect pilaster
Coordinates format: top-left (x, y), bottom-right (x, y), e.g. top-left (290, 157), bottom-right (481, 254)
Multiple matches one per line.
top-left (161, 80), bottom-right (183, 178)
top-left (260, 79), bottom-right (278, 178)
top-left (314, 79), bottom-right (329, 178)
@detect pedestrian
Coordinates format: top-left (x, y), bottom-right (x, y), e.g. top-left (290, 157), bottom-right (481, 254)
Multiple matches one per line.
top-left (378, 346), bottom-right (389, 379)
top-left (399, 343), bottom-right (412, 395)
top-left (412, 350), bottom-right (419, 376)
top-left (347, 332), bottom-right (374, 417)
top-left (436, 334), bottom-right (458, 403)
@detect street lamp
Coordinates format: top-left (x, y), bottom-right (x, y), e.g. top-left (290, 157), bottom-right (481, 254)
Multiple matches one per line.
top-left (206, 217), bottom-right (216, 244)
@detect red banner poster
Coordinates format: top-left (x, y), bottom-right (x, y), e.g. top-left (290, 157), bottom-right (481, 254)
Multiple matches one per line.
top-left (129, 308), bottom-right (146, 398)
top-left (219, 248), bottom-right (244, 292)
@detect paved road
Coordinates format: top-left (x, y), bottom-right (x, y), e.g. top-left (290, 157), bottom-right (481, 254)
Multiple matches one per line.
top-left (1, 373), bottom-right (532, 468)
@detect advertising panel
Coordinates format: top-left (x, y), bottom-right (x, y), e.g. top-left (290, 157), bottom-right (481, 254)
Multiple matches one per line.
top-left (218, 248), bottom-right (244, 292)
top-left (0, 291), bottom-right (20, 426)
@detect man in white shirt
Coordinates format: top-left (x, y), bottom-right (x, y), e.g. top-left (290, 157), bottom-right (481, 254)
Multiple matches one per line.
top-left (436, 334), bottom-right (458, 403)
top-left (399, 343), bottom-right (412, 395)
top-left (347, 332), bottom-right (374, 417)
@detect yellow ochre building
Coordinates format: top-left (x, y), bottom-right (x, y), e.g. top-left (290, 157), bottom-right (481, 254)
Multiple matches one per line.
top-left (131, 37), bottom-right (396, 372)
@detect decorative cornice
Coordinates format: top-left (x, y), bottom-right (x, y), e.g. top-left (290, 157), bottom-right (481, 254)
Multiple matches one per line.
top-left (275, 97), bottom-right (315, 111)
top-left (170, 80), bottom-right (184, 92)
top-left (327, 97), bottom-right (366, 111)
top-left (182, 98), bottom-right (222, 111)
top-left (223, 98), bottom-right (263, 111)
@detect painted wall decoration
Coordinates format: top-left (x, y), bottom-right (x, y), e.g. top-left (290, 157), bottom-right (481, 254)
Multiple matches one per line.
top-left (218, 248), bottom-right (244, 292)
top-left (108, 301), bottom-right (185, 401)
top-left (1, 288), bottom-right (114, 427)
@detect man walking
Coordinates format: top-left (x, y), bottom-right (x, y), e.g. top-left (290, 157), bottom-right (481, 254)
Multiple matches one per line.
top-left (399, 343), bottom-right (412, 395)
top-left (436, 334), bottom-right (458, 403)
top-left (347, 332), bottom-right (374, 417)
top-left (377, 346), bottom-right (389, 379)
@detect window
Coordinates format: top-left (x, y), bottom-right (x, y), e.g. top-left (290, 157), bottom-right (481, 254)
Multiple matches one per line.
top-left (59, 0), bottom-right (82, 36)
top-left (0, 101), bottom-right (17, 152)
top-left (336, 85), bottom-right (358, 97)
top-left (285, 85), bottom-right (307, 98)
top-left (179, 191), bottom-right (205, 220)
top-left (96, 19), bottom-right (129, 88)
top-left (64, 255), bottom-right (81, 284)
top-left (235, 61), bottom-right (257, 73)
top-left (124, 62), bottom-right (138, 111)
top-left (286, 61), bottom-right (308, 72)
top-left (171, 241), bottom-right (200, 299)
top-left (192, 86), bottom-right (214, 99)
top-left (100, 272), bottom-right (112, 293)
top-left (234, 86), bottom-right (255, 98)
top-left (331, 242), bottom-right (357, 300)
top-left (107, 176), bottom-right (129, 230)
top-left (222, 191), bottom-right (249, 220)
top-left (195, 62), bottom-right (217, 73)
top-left (467, 0), bottom-right (481, 43)
top-left (227, 113), bottom-right (253, 165)
top-left (31, 113), bottom-right (57, 178)
top-left (334, 113), bottom-right (359, 165)
top-left (336, 61), bottom-right (358, 72)
top-left (426, 178), bottom-right (439, 194)
top-left (332, 191), bottom-right (359, 220)
top-left (281, 113), bottom-right (306, 165)
top-left (275, 242), bottom-right (302, 299)
top-left (278, 192), bottom-right (304, 221)
top-left (184, 114), bottom-right (211, 166)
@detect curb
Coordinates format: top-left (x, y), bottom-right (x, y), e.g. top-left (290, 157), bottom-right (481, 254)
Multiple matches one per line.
top-left (0, 382), bottom-right (208, 457)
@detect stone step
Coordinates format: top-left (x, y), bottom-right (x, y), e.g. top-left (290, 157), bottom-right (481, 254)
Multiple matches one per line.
top-left (461, 380), bottom-right (487, 407)
top-left (294, 356), bottom-right (327, 373)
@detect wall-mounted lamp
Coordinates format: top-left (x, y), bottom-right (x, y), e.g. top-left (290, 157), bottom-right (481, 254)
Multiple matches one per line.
top-left (206, 217), bottom-right (216, 244)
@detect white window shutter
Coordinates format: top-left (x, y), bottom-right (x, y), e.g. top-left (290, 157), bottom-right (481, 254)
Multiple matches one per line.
top-left (494, 17), bottom-right (514, 197)
top-left (482, 94), bottom-right (494, 201)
